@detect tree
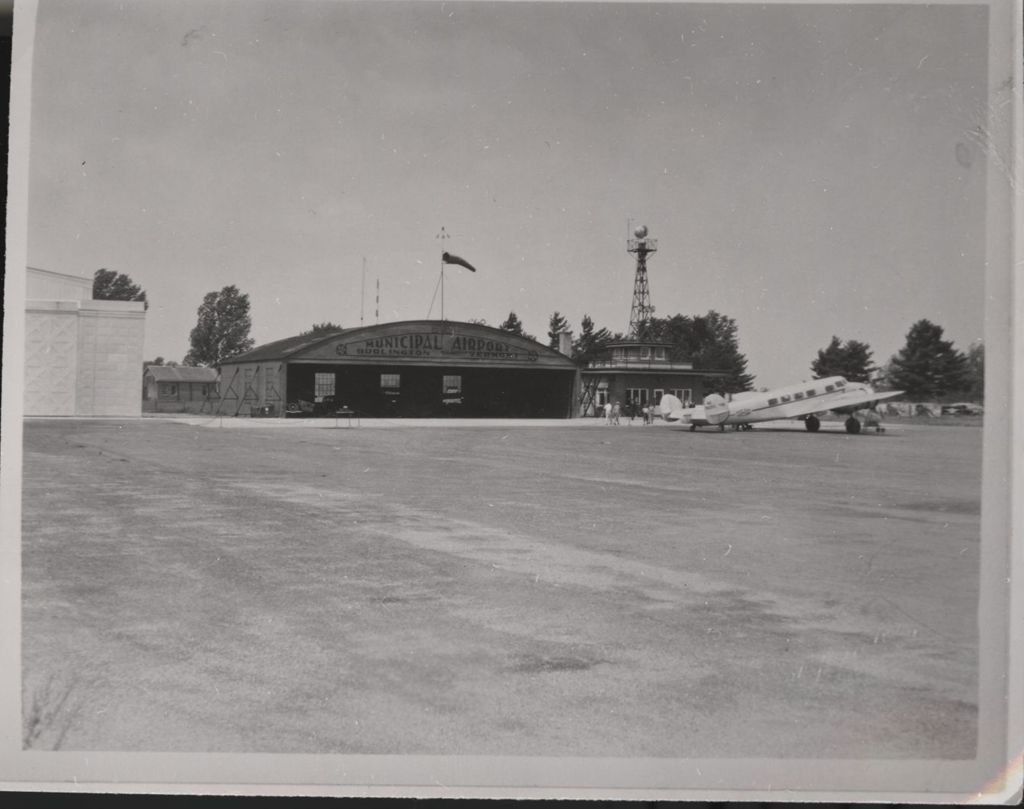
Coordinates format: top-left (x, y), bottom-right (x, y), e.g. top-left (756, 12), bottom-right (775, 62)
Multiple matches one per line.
top-left (572, 314), bottom-right (614, 365)
top-left (93, 268), bottom-right (148, 309)
top-left (300, 322), bottom-right (344, 336)
top-left (647, 310), bottom-right (754, 393)
top-left (887, 319), bottom-right (968, 399)
top-left (546, 311), bottom-right (570, 350)
top-left (498, 311), bottom-right (535, 341)
top-left (811, 336), bottom-right (875, 382)
top-left (963, 340), bottom-right (984, 401)
top-left (183, 285), bottom-right (256, 369)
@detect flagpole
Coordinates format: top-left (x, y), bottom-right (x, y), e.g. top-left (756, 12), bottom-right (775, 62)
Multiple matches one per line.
top-left (436, 226), bottom-right (450, 322)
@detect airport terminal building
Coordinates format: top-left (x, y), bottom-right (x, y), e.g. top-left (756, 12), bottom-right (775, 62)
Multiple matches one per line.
top-left (218, 320), bottom-right (579, 418)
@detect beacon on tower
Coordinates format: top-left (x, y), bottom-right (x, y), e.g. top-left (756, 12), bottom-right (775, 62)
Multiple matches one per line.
top-left (626, 224), bottom-right (658, 338)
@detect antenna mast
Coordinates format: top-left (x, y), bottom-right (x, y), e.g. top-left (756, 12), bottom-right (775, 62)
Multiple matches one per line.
top-left (360, 257), bottom-right (366, 326)
top-left (626, 224), bottom-right (657, 338)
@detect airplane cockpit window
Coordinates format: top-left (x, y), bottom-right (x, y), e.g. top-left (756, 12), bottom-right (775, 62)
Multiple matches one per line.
top-left (835, 379), bottom-right (846, 388)
top-left (805, 389), bottom-right (816, 397)
top-left (825, 384), bottom-right (835, 392)
top-left (794, 392), bottom-right (805, 400)
top-left (780, 395), bottom-right (792, 402)
top-left (768, 398), bottom-right (779, 406)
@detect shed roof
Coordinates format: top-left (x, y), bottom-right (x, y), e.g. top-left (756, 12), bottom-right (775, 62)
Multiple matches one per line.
top-left (145, 366), bottom-right (219, 383)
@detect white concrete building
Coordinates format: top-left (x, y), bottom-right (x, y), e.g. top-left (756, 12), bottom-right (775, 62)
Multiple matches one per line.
top-left (24, 267), bottom-right (146, 416)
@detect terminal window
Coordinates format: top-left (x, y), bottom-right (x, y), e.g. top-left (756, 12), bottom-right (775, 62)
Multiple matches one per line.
top-left (625, 388), bottom-right (649, 407)
top-left (669, 388), bottom-right (692, 402)
top-left (314, 373), bottom-right (335, 400)
top-left (442, 375), bottom-right (462, 394)
top-left (380, 374), bottom-right (401, 389)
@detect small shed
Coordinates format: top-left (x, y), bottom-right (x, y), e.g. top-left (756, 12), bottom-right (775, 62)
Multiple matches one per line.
top-left (143, 366), bottom-right (220, 413)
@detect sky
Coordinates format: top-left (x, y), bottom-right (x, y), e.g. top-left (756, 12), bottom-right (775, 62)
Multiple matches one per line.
top-left (24, 0), bottom-right (991, 387)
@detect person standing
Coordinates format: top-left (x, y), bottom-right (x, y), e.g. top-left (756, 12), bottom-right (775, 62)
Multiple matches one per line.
top-left (603, 401), bottom-right (612, 424)
top-left (611, 401), bottom-right (621, 425)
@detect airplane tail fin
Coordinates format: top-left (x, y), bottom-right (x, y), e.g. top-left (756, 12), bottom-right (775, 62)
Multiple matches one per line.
top-left (703, 394), bottom-right (730, 425)
top-left (658, 394), bottom-right (685, 421)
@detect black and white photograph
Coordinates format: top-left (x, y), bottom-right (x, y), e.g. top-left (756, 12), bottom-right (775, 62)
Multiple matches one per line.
top-left (1, 0), bottom-right (1020, 800)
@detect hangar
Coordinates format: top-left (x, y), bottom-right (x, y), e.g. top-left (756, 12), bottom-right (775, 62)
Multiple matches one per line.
top-left (217, 320), bottom-right (579, 418)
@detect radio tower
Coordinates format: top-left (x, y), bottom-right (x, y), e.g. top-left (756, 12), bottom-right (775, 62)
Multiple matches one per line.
top-left (626, 224), bottom-right (658, 338)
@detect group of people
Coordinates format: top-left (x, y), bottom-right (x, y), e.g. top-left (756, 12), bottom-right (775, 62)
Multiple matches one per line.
top-left (602, 400), bottom-right (656, 425)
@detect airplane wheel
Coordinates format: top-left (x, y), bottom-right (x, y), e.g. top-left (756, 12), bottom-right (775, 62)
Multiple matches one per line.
top-left (719, 424), bottom-right (726, 432)
top-left (805, 415), bottom-right (820, 432)
top-left (689, 425), bottom-right (696, 432)
top-left (845, 416), bottom-right (861, 434)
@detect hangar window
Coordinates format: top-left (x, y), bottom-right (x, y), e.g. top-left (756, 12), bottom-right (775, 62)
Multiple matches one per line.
top-left (314, 373), bottom-right (335, 400)
top-left (669, 388), bottom-right (692, 403)
top-left (653, 388), bottom-right (665, 402)
top-left (640, 346), bottom-right (651, 360)
top-left (442, 375), bottom-right (462, 394)
top-left (380, 374), bottom-right (401, 390)
top-left (655, 348), bottom-right (666, 360)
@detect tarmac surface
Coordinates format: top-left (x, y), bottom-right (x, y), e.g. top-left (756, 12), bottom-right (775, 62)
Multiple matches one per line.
top-left (20, 416), bottom-right (981, 757)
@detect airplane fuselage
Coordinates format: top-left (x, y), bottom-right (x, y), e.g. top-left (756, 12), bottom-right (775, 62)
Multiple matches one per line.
top-left (660, 376), bottom-right (901, 434)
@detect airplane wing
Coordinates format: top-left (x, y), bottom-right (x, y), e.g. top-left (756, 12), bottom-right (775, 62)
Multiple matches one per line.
top-left (780, 387), bottom-right (904, 420)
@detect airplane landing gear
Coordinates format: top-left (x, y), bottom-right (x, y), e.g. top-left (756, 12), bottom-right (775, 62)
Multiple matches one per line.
top-left (805, 415), bottom-right (821, 432)
top-left (844, 416), bottom-right (862, 434)
top-left (689, 424), bottom-right (697, 432)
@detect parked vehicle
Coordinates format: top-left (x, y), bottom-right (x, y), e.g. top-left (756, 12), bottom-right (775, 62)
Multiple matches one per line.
top-left (940, 403), bottom-right (984, 416)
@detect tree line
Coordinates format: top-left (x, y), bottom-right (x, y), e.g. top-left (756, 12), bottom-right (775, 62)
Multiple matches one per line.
top-left (96, 269), bottom-right (983, 401)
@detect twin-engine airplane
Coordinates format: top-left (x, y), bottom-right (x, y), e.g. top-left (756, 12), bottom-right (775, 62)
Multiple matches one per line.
top-left (658, 376), bottom-right (903, 434)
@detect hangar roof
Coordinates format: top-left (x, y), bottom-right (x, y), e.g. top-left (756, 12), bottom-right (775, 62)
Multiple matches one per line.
top-left (223, 320), bottom-right (577, 370)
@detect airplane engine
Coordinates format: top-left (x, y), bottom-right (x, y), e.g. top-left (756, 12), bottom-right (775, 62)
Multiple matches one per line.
top-left (658, 393), bottom-right (684, 420)
top-left (703, 394), bottom-right (730, 425)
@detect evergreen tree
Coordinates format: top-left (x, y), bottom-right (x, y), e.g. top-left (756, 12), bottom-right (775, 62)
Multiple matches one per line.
top-left (300, 322), bottom-right (344, 336)
top-left (572, 314), bottom-right (614, 365)
top-left (811, 336), bottom-right (875, 382)
top-left (887, 319), bottom-right (968, 399)
top-left (963, 340), bottom-right (984, 401)
top-left (690, 310), bottom-right (755, 393)
top-left (546, 311), bottom-right (570, 350)
top-left (498, 311), bottom-right (535, 341)
top-left (648, 311), bottom-right (754, 393)
top-left (183, 285), bottom-right (256, 369)
top-left (93, 268), bottom-right (148, 310)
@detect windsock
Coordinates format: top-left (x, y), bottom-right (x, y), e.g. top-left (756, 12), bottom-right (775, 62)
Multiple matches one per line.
top-left (442, 252), bottom-right (478, 273)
